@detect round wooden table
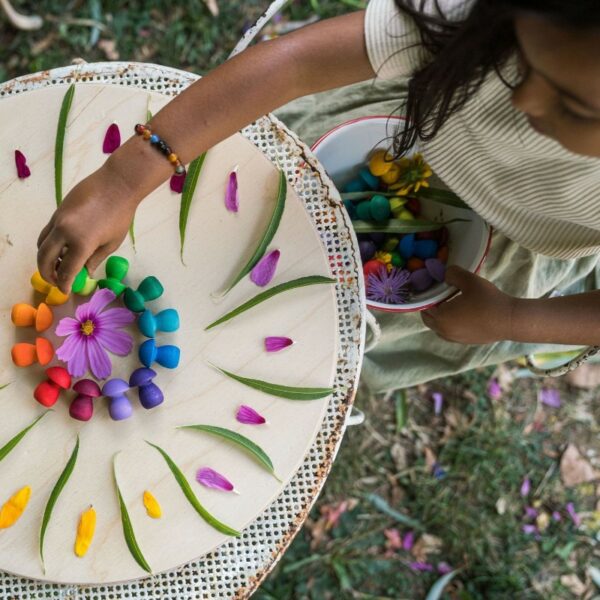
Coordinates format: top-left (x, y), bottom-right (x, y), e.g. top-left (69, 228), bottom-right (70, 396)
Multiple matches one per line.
top-left (0, 62), bottom-right (365, 598)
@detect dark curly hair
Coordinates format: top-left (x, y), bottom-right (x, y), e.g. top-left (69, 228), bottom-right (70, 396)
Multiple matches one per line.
top-left (393, 0), bottom-right (600, 156)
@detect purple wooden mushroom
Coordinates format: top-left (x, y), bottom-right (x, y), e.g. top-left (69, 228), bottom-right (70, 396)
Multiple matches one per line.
top-left (129, 367), bottom-right (163, 410)
top-left (69, 379), bottom-right (101, 421)
top-left (102, 378), bottom-right (132, 421)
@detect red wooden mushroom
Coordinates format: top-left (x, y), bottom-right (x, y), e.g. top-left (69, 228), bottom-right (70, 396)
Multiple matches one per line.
top-left (34, 367), bottom-right (71, 407)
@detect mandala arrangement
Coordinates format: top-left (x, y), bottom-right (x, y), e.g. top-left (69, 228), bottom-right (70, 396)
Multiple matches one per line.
top-left (0, 84), bottom-right (336, 577)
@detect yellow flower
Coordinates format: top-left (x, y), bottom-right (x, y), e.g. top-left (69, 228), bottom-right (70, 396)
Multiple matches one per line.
top-left (374, 251), bottom-right (393, 272)
top-left (389, 153), bottom-right (433, 196)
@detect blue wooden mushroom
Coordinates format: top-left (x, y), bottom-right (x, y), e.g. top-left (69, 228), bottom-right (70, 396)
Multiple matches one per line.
top-left (129, 367), bottom-right (163, 409)
top-left (138, 308), bottom-right (180, 338)
top-left (139, 339), bottom-right (180, 369)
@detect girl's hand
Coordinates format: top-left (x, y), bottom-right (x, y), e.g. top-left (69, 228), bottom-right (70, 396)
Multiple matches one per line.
top-left (421, 266), bottom-right (516, 344)
top-left (37, 165), bottom-right (136, 293)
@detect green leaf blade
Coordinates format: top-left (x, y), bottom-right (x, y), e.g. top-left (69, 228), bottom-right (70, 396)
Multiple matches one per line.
top-left (113, 455), bottom-right (152, 574)
top-left (214, 365), bottom-right (332, 401)
top-left (0, 412), bottom-right (48, 464)
top-left (40, 435), bottom-right (79, 571)
top-left (146, 441), bottom-right (240, 536)
top-left (179, 152), bottom-right (207, 262)
top-left (128, 220), bottom-right (136, 251)
top-left (425, 570), bottom-right (461, 600)
top-left (224, 169), bottom-right (287, 294)
top-left (54, 84), bottom-right (75, 207)
top-left (206, 275), bottom-right (335, 330)
top-left (177, 425), bottom-right (277, 479)
top-left (352, 218), bottom-right (469, 235)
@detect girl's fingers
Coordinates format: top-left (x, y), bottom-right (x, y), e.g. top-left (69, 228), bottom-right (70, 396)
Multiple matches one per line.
top-left (37, 218), bottom-right (55, 249)
top-left (56, 243), bottom-right (88, 294)
top-left (37, 233), bottom-right (68, 286)
top-left (85, 243), bottom-right (114, 276)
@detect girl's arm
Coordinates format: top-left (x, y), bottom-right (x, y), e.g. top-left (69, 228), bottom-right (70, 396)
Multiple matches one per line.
top-left (38, 11), bottom-right (374, 292)
top-left (423, 266), bottom-right (600, 346)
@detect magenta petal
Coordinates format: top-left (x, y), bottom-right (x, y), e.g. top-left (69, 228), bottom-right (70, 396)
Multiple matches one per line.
top-left (55, 316), bottom-right (81, 337)
top-left (225, 169), bottom-right (239, 212)
top-left (487, 377), bottom-right (502, 400)
top-left (196, 467), bottom-right (235, 492)
top-left (264, 336), bottom-right (294, 352)
top-left (95, 328), bottom-right (133, 356)
top-left (15, 150), bottom-right (31, 179)
top-left (539, 388), bottom-right (561, 408)
top-left (236, 405), bottom-right (266, 425)
top-left (566, 502), bottom-right (581, 527)
top-left (437, 562), bottom-right (453, 575)
top-left (170, 173), bottom-right (186, 194)
top-left (86, 336), bottom-right (112, 380)
top-left (250, 249), bottom-right (280, 287)
top-left (402, 530), bottom-right (414, 551)
top-left (103, 123), bottom-right (121, 154)
top-left (431, 392), bottom-right (443, 415)
top-left (520, 477), bottom-right (531, 497)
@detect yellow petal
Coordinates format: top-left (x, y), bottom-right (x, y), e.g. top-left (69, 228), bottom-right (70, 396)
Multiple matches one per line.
top-left (0, 486), bottom-right (31, 529)
top-left (75, 506), bottom-right (97, 557)
top-left (143, 490), bottom-right (162, 519)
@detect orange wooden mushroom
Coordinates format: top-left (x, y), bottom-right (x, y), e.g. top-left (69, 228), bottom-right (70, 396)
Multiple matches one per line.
top-left (11, 302), bottom-right (53, 332)
top-left (11, 337), bottom-right (54, 367)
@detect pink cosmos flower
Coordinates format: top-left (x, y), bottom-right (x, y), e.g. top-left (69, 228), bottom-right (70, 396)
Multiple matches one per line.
top-left (55, 288), bottom-right (135, 379)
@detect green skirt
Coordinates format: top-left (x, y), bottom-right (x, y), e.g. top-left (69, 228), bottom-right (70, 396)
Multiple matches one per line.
top-left (274, 79), bottom-right (600, 392)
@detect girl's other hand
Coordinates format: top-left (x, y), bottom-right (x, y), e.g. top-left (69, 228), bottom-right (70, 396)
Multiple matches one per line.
top-left (421, 266), bottom-right (516, 344)
top-left (37, 164), bottom-right (136, 294)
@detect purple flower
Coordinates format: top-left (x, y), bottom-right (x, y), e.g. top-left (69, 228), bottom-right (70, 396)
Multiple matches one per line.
top-left (55, 288), bottom-right (134, 379)
top-left (225, 169), bottom-right (239, 212)
top-left (367, 267), bottom-right (411, 304)
top-left (14, 150), bottom-right (31, 179)
top-left (552, 510), bottom-right (562, 522)
top-left (432, 392), bottom-right (443, 415)
top-left (236, 404), bottom-right (267, 425)
top-left (196, 467), bottom-right (236, 492)
top-left (250, 249), bottom-right (280, 287)
top-left (402, 530), bottom-right (414, 551)
top-left (520, 477), bottom-right (531, 497)
top-left (102, 123), bottom-right (121, 153)
top-left (522, 524), bottom-right (538, 535)
top-left (409, 562), bottom-right (434, 572)
top-left (539, 388), bottom-right (561, 408)
top-left (487, 377), bottom-right (502, 400)
top-left (566, 502), bottom-right (581, 527)
top-left (264, 336), bottom-right (294, 352)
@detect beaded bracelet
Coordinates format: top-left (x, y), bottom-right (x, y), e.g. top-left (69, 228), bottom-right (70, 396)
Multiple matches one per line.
top-left (134, 124), bottom-right (186, 175)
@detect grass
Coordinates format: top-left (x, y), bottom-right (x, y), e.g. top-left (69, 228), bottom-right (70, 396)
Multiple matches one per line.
top-left (3, 3), bottom-right (599, 598)
top-left (0, 0), bottom-right (356, 82)
top-left (257, 367), bottom-right (600, 599)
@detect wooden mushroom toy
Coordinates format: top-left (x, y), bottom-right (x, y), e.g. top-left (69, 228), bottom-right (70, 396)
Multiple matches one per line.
top-left (102, 378), bottom-right (132, 421)
top-left (34, 367), bottom-right (71, 407)
top-left (129, 367), bottom-right (163, 409)
top-left (69, 379), bottom-right (101, 421)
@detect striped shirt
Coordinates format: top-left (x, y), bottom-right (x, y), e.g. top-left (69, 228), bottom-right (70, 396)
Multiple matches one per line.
top-left (365, 0), bottom-right (600, 259)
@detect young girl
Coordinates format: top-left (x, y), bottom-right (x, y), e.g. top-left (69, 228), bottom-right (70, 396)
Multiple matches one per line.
top-left (36, 0), bottom-right (600, 391)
